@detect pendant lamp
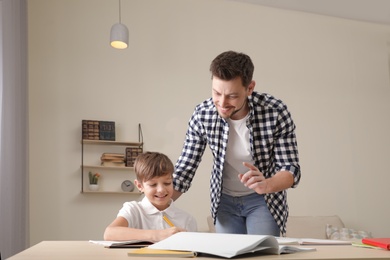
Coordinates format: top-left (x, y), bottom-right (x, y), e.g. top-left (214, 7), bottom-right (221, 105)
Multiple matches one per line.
top-left (110, 0), bottom-right (129, 49)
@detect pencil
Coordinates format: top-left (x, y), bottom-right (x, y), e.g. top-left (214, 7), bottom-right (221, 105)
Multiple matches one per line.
top-left (163, 215), bottom-right (175, 227)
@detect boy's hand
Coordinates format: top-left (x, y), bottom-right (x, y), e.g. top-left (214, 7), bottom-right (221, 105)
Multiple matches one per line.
top-left (153, 227), bottom-right (186, 242)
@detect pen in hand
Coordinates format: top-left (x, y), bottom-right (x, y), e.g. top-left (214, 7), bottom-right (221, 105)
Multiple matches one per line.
top-left (163, 214), bottom-right (175, 227)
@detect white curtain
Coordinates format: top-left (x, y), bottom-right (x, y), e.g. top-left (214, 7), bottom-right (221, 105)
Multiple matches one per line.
top-left (0, 0), bottom-right (28, 259)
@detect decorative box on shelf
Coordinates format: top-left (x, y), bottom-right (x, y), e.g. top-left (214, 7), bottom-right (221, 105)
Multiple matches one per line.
top-left (82, 120), bottom-right (115, 141)
top-left (99, 121), bottom-right (115, 141)
top-left (82, 120), bottom-right (99, 140)
top-left (126, 147), bottom-right (143, 167)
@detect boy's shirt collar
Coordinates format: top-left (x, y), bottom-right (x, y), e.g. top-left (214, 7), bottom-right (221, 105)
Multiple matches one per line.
top-left (140, 197), bottom-right (176, 217)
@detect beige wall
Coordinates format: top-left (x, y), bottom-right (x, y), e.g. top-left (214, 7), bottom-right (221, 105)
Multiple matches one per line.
top-left (28, 0), bottom-right (390, 245)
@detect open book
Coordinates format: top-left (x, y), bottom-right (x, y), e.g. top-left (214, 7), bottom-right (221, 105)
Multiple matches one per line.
top-left (146, 232), bottom-right (315, 258)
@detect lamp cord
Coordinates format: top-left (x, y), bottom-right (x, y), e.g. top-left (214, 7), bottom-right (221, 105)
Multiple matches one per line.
top-left (119, 0), bottom-right (122, 23)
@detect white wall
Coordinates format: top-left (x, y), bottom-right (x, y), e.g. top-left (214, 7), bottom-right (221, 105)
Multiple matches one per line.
top-left (28, 0), bottom-right (390, 245)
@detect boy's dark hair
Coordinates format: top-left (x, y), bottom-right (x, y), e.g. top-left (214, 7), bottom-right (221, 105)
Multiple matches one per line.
top-left (134, 151), bottom-right (174, 182)
top-left (209, 50), bottom-right (254, 87)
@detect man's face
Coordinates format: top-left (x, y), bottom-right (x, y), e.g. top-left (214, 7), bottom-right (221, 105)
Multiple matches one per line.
top-left (212, 76), bottom-right (254, 120)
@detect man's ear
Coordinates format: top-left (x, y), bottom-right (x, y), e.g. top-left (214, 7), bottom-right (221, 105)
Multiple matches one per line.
top-left (247, 80), bottom-right (255, 96)
top-left (134, 179), bottom-right (143, 192)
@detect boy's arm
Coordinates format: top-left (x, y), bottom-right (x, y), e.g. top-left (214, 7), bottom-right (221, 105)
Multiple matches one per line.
top-left (103, 216), bottom-right (185, 242)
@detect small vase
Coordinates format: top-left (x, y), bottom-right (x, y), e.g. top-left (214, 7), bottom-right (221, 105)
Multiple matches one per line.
top-left (89, 184), bottom-right (99, 191)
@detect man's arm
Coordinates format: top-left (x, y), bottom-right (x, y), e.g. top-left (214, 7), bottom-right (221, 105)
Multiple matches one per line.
top-left (239, 162), bottom-right (294, 194)
top-left (263, 170), bottom-right (294, 193)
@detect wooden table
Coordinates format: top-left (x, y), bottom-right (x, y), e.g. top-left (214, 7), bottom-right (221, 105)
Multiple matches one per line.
top-left (7, 241), bottom-right (390, 260)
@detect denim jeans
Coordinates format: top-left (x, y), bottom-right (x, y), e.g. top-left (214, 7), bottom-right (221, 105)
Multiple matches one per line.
top-left (215, 192), bottom-right (280, 236)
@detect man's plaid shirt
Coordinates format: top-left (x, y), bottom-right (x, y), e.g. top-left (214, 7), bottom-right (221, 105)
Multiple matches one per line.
top-left (173, 91), bottom-right (301, 235)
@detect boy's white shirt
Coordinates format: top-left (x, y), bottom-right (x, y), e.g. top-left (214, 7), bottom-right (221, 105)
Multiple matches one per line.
top-left (117, 196), bottom-right (197, 232)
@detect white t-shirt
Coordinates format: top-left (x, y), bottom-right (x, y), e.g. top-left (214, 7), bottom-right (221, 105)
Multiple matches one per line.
top-left (223, 112), bottom-right (255, 196)
top-left (117, 197), bottom-right (197, 232)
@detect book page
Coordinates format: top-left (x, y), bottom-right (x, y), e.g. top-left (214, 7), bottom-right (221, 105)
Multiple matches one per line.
top-left (299, 238), bottom-right (352, 245)
top-left (148, 232), bottom-right (278, 258)
top-left (278, 245), bottom-right (316, 254)
top-left (277, 237), bottom-right (351, 245)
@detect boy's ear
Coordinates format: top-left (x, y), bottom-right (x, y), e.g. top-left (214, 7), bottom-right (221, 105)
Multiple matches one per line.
top-left (134, 179), bottom-right (143, 192)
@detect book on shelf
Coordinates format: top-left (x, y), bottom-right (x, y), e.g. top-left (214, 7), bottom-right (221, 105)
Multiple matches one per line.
top-left (362, 238), bottom-right (390, 250)
top-left (101, 161), bottom-right (126, 167)
top-left (89, 240), bottom-right (153, 248)
top-left (146, 232), bottom-right (315, 258)
top-left (101, 153), bottom-right (125, 158)
top-left (101, 158), bottom-right (125, 162)
top-left (101, 153), bottom-right (125, 166)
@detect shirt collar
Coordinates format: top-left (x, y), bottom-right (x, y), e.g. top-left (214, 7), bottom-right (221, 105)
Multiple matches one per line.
top-left (140, 197), bottom-right (177, 217)
top-left (247, 92), bottom-right (255, 119)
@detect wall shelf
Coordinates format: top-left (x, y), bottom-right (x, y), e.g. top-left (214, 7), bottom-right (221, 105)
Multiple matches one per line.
top-left (81, 165), bottom-right (134, 170)
top-left (80, 124), bottom-right (143, 194)
top-left (82, 139), bottom-right (143, 146)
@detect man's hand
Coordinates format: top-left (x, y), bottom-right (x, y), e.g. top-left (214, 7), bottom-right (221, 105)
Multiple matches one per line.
top-left (238, 162), bottom-right (268, 194)
top-left (238, 162), bottom-right (294, 194)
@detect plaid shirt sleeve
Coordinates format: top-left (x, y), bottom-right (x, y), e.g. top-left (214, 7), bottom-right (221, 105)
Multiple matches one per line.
top-left (250, 93), bottom-right (301, 186)
top-left (272, 101), bottom-right (300, 187)
top-left (173, 108), bottom-right (208, 193)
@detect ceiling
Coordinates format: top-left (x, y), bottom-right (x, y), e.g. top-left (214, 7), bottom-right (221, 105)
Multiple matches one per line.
top-left (230, 0), bottom-right (390, 25)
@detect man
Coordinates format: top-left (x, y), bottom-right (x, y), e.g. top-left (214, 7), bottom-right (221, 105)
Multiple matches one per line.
top-left (172, 50), bottom-right (301, 236)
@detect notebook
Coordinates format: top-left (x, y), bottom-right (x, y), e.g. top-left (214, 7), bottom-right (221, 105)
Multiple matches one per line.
top-left (89, 240), bottom-right (153, 248)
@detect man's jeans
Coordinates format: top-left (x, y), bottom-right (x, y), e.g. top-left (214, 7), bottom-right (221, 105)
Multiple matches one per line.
top-left (215, 192), bottom-right (280, 236)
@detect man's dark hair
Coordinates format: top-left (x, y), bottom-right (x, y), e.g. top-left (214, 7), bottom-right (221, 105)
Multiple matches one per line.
top-left (209, 50), bottom-right (254, 87)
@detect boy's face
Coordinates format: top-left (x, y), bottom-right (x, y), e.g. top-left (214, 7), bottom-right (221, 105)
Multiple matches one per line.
top-left (135, 173), bottom-right (173, 211)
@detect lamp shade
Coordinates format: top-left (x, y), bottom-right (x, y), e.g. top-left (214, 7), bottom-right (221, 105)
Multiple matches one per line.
top-left (110, 23), bottom-right (129, 49)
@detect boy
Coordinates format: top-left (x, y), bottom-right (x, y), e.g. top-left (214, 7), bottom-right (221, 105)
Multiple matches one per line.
top-left (104, 152), bottom-right (197, 242)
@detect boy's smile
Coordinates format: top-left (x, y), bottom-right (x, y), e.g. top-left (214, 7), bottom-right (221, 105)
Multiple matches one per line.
top-left (135, 174), bottom-right (174, 211)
